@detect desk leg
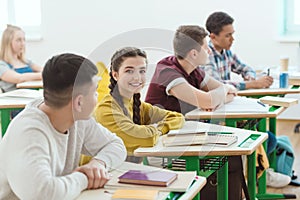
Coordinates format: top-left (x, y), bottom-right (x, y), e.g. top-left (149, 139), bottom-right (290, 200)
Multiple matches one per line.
top-left (1, 109), bottom-right (11, 137)
top-left (256, 118), bottom-right (268, 195)
top-left (185, 156), bottom-right (228, 200)
top-left (224, 119), bottom-right (236, 128)
top-left (217, 161), bottom-right (228, 200)
top-left (268, 117), bottom-right (277, 170)
top-left (185, 157), bottom-right (201, 200)
top-left (248, 151), bottom-right (257, 200)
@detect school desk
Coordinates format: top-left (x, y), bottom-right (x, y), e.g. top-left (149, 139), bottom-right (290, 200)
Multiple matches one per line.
top-left (237, 86), bottom-right (300, 98)
top-left (288, 73), bottom-right (300, 86)
top-left (236, 87), bottom-right (299, 167)
top-left (134, 121), bottom-right (268, 200)
top-left (184, 106), bottom-right (296, 200)
top-left (16, 80), bottom-right (43, 89)
top-left (76, 161), bottom-right (206, 200)
top-left (0, 89), bottom-right (42, 136)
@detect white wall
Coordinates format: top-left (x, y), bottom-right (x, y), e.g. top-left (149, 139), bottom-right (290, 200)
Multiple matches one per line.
top-left (26, 0), bottom-right (300, 72)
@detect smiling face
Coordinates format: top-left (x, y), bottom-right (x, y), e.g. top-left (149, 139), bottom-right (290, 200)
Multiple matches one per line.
top-left (112, 56), bottom-right (147, 99)
top-left (11, 30), bottom-right (25, 56)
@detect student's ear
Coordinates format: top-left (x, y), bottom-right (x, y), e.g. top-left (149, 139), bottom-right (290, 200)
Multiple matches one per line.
top-left (210, 33), bottom-right (216, 40)
top-left (190, 49), bottom-right (197, 58)
top-left (112, 71), bottom-right (119, 81)
top-left (73, 94), bottom-right (83, 112)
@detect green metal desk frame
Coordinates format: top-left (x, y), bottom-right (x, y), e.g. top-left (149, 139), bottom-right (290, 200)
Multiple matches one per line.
top-left (1, 107), bottom-right (23, 137)
top-left (235, 85), bottom-right (300, 199)
top-left (209, 105), bottom-right (293, 200)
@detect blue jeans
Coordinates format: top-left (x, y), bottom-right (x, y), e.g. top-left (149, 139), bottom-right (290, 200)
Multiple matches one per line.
top-left (266, 131), bottom-right (277, 154)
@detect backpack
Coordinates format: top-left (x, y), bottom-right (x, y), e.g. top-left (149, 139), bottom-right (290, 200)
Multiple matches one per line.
top-left (276, 136), bottom-right (294, 177)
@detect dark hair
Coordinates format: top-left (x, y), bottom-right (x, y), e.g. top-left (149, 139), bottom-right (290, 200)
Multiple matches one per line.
top-left (206, 11), bottom-right (234, 35)
top-left (110, 47), bottom-right (147, 125)
top-left (173, 25), bottom-right (208, 59)
top-left (42, 53), bottom-right (98, 108)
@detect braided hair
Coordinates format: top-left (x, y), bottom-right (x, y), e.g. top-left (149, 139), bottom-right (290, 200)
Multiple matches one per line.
top-left (110, 47), bottom-right (147, 125)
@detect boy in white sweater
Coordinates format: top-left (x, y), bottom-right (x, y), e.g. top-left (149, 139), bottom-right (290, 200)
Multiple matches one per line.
top-left (0, 53), bottom-right (126, 200)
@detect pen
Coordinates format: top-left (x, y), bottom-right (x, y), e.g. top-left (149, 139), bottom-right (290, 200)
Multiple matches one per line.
top-left (257, 101), bottom-right (266, 107)
top-left (207, 132), bottom-right (232, 135)
top-left (267, 68), bottom-right (270, 76)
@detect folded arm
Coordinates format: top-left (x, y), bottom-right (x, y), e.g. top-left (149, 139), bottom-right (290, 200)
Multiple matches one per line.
top-left (169, 76), bottom-right (235, 110)
top-left (1, 70), bottom-right (42, 83)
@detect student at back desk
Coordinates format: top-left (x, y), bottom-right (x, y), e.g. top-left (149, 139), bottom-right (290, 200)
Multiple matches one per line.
top-left (0, 24), bottom-right (42, 93)
top-left (204, 11), bottom-right (291, 188)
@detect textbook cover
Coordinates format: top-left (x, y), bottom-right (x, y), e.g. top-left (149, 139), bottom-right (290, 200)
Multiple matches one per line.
top-left (112, 189), bottom-right (158, 200)
top-left (118, 170), bottom-right (178, 187)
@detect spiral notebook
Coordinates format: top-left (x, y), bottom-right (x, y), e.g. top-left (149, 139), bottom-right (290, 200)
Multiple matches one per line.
top-left (162, 133), bottom-right (238, 147)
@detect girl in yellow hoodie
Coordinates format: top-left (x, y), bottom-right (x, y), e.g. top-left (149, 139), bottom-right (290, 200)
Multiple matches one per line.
top-left (94, 47), bottom-right (184, 163)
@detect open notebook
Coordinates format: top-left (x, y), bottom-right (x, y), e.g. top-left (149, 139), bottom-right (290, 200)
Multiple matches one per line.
top-left (168, 121), bottom-right (209, 136)
top-left (0, 89), bottom-right (43, 99)
top-left (162, 133), bottom-right (238, 147)
top-left (213, 96), bottom-right (269, 113)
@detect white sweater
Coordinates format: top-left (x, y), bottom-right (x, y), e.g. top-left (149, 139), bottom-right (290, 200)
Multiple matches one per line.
top-left (0, 99), bottom-right (126, 200)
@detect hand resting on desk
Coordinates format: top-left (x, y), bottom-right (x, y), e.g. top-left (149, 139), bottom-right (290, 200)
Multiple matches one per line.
top-left (225, 84), bottom-right (237, 102)
top-left (74, 159), bottom-right (109, 189)
top-left (202, 84), bottom-right (237, 112)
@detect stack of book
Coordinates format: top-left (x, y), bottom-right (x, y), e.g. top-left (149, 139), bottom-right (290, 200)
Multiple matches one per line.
top-left (118, 170), bottom-right (178, 187)
top-left (162, 132), bottom-right (238, 147)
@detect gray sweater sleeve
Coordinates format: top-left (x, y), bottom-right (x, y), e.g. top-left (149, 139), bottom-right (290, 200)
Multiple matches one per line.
top-left (0, 60), bottom-right (16, 92)
top-left (80, 118), bottom-right (127, 170)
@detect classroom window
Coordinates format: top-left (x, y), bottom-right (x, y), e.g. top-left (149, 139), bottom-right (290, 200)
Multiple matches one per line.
top-left (281, 0), bottom-right (300, 37)
top-left (0, 0), bottom-right (42, 40)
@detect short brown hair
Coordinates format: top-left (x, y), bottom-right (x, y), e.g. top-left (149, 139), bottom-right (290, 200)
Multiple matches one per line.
top-left (42, 53), bottom-right (98, 108)
top-left (173, 25), bottom-right (208, 59)
top-left (206, 12), bottom-right (234, 35)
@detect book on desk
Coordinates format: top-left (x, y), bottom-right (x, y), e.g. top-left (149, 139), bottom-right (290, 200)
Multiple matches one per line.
top-left (163, 133), bottom-right (238, 147)
top-left (165, 121), bottom-right (237, 147)
top-left (167, 125), bottom-right (208, 136)
top-left (213, 96), bottom-right (269, 113)
top-left (0, 89), bottom-right (42, 99)
top-left (259, 96), bottom-right (298, 107)
top-left (112, 189), bottom-right (159, 200)
top-left (187, 96), bottom-right (269, 114)
top-left (107, 168), bottom-right (196, 192)
top-left (118, 170), bottom-right (178, 187)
